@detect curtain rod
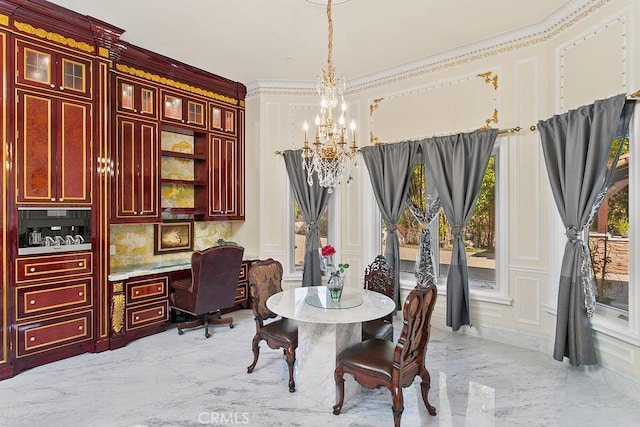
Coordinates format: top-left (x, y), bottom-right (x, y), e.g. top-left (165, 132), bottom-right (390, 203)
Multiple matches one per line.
top-left (277, 90), bottom-right (639, 151)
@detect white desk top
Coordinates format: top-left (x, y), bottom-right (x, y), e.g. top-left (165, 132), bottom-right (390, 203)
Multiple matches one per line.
top-left (267, 286), bottom-right (395, 324)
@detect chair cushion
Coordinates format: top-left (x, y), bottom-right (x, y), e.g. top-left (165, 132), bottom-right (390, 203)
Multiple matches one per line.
top-left (337, 339), bottom-right (395, 380)
top-left (362, 319), bottom-right (393, 342)
top-left (261, 318), bottom-right (298, 345)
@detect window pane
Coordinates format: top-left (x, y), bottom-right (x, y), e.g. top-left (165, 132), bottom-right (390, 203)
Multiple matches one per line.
top-left (188, 101), bottom-right (203, 124)
top-left (63, 60), bottom-right (84, 91)
top-left (121, 84), bottom-right (134, 110)
top-left (164, 95), bottom-right (182, 119)
top-left (141, 89), bottom-right (154, 113)
top-left (294, 199), bottom-right (328, 269)
top-left (589, 136), bottom-right (629, 311)
top-left (439, 155), bottom-right (496, 289)
top-left (25, 49), bottom-right (50, 83)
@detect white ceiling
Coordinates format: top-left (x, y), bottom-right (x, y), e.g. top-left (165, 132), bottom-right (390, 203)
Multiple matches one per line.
top-left (47, 0), bottom-right (578, 86)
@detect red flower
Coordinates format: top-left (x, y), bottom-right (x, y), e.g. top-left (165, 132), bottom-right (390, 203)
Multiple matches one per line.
top-left (321, 245), bottom-right (336, 257)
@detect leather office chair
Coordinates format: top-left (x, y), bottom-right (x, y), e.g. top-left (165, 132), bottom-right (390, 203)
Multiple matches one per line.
top-left (169, 245), bottom-right (244, 338)
top-left (246, 259), bottom-right (298, 392)
top-left (362, 255), bottom-right (395, 341)
top-left (333, 283), bottom-right (438, 426)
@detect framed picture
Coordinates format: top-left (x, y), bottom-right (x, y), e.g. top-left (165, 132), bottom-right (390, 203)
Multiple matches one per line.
top-left (154, 221), bottom-right (194, 254)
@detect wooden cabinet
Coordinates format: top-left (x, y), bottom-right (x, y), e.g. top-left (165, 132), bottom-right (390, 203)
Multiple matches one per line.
top-left (115, 76), bottom-right (157, 119)
top-left (13, 252), bottom-right (94, 367)
top-left (15, 90), bottom-right (92, 205)
top-left (209, 103), bottom-right (236, 135)
top-left (161, 90), bottom-right (207, 130)
top-left (109, 273), bottom-right (169, 349)
top-left (15, 40), bottom-right (92, 99)
top-left (206, 135), bottom-right (244, 220)
top-left (112, 116), bottom-right (160, 222)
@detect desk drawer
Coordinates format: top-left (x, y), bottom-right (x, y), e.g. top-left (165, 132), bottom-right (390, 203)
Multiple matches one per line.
top-left (126, 276), bottom-right (168, 304)
top-left (16, 277), bottom-right (92, 319)
top-left (235, 283), bottom-right (247, 303)
top-left (16, 310), bottom-right (93, 357)
top-left (126, 301), bottom-right (168, 331)
top-left (16, 252), bottom-right (92, 283)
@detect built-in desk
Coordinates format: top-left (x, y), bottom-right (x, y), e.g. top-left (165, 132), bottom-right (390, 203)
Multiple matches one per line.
top-left (108, 255), bottom-right (257, 349)
top-left (267, 286), bottom-right (395, 409)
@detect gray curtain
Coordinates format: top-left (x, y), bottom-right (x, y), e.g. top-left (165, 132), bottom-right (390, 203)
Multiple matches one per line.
top-left (362, 141), bottom-right (420, 308)
top-left (405, 160), bottom-right (441, 286)
top-left (537, 94), bottom-right (632, 366)
top-left (422, 129), bottom-right (498, 331)
top-left (284, 150), bottom-right (332, 287)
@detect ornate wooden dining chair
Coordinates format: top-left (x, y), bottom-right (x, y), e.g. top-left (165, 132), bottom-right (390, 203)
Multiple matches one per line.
top-left (169, 245), bottom-right (244, 338)
top-left (246, 259), bottom-right (299, 392)
top-left (333, 282), bottom-right (438, 426)
top-left (362, 255), bottom-right (395, 341)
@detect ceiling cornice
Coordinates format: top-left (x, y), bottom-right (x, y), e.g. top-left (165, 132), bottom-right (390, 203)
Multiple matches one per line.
top-left (247, 0), bottom-right (610, 99)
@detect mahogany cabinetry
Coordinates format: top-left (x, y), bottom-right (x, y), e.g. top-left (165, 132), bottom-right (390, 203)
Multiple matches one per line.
top-left (109, 272), bottom-right (169, 349)
top-left (15, 40), bottom-right (93, 206)
top-left (0, 0), bottom-right (246, 380)
top-left (112, 116), bottom-right (160, 222)
top-left (13, 252), bottom-right (94, 371)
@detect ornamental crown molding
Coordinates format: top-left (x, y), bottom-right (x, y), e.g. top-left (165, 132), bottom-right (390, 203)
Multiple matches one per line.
top-left (246, 0), bottom-right (609, 99)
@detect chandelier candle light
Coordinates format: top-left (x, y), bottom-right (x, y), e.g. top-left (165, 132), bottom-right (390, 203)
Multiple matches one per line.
top-left (302, 0), bottom-right (358, 193)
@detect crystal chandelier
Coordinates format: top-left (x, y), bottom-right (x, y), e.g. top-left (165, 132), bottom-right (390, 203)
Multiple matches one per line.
top-left (302, 0), bottom-right (357, 193)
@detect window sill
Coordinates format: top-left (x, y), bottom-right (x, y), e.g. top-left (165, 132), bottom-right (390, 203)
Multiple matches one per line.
top-left (543, 303), bottom-right (640, 346)
top-left (399, 276), bottom-right (512, 305)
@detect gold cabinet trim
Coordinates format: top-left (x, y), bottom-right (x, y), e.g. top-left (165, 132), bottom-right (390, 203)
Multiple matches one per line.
top-left (14, 21), bottom-right (95, 54)
top-left (115, 64), bottom-right (238, 106)
top-left (0, 14), bottom-right (8, 27)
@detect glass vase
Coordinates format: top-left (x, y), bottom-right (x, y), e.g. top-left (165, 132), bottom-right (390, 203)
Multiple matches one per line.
top-left (327, 272), bottom-right (344, 301)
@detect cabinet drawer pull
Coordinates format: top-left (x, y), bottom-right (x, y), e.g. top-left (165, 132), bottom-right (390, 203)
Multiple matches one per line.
top-left (51, 198), bottom-right (56, 201)
top-left (135, 316), bottom-right (140, 321)
top-left (158, 310), bottom-right (162, 315)
top-left (78, 262), bottom-right (83, 267)
top-left (157, 287), bottom-right (162, 291)
top-left (30, 336), bottom-right (36, 342)
top-left (29, 299), bottom-right (36, 305)
top-left (59, 86), bottom-right (64, 90)
top-left (30, 267), bottom-right (36, 272)
top-left (135, 290), bottom-right (140, 295)
top-left (50, 84), bottom-right (55, 88)
top-left (78, 291), bottom-right (83, 297)
top-left (59, 198), bottom-right (64, 201)
top-left (78, 325), bottom-right (83, 331)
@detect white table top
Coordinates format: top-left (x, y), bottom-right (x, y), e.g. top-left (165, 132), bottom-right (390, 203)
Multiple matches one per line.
top-left (267, 286), bottom-right (395, 324)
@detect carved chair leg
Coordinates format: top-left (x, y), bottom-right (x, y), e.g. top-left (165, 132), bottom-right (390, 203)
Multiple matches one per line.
top-left (285, 346), bottom-right (296, 393)
top-left (332, 364), bottom-right (345, 415)
top-left (391, 385), bottom-right (404, 427)
top-left (420, 368), bottom-right (437, 415)
top-left (246, 335), bottom-right (261, 373)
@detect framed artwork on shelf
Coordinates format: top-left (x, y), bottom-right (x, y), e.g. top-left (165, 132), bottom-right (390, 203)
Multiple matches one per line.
top-left (154, 221), bottom-right (194, 254)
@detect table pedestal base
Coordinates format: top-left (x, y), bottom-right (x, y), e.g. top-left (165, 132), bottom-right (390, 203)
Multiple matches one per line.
top-left (297, 321), bottom-right (361, 409)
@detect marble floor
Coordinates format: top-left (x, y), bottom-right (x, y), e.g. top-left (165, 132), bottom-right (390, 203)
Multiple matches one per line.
top-left (1, 309), bottom-right (640, 427)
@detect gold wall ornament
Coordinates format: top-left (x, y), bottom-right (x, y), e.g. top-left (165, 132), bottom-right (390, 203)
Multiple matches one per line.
top-left (369, 98), bottom-right (384, 145)
top-left (481, 108), bottom-right (499, 129)
top-left (477, 71), bottom-right (498, 90)
top-left (115, 64), bottom-right (239, 106)
top-left (0, 14), bottom-right (9, 27)
top-left (111, 282), bottom-right (125, 333)
top-left (98, 47), bottom-right (109, 58)
top-left (14, 21), bottom-right (95, 53)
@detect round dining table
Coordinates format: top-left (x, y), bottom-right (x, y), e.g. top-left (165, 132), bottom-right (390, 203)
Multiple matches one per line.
top-left (267, 285), bottom-right (395, 409)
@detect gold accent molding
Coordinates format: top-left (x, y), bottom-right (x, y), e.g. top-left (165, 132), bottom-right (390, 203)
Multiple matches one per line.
top-left (98, 47), bottom-right (109, 58)
top-left (0, 14), bottom-right (9, 27)
top-left (111, 293), bottom-right (125, 333)
top-left (14, 21), bottom-right (95, 53)
top-left (116, 64), bottom-right (239, 106)
top-left (477, 71), bottom-right (498, 90)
